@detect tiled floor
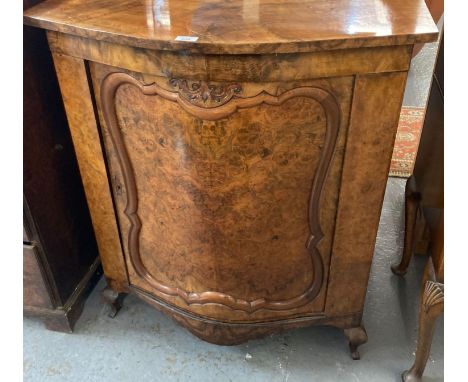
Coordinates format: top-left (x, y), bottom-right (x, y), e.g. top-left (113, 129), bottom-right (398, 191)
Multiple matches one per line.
top-left (23, 178), bottom-right (444, 382)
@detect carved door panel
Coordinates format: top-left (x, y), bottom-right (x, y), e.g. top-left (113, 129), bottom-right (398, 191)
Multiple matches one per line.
top-left (91, 63), bottom-right (353, 322)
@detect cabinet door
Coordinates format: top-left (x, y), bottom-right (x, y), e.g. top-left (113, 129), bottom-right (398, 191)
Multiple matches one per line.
top-left (91, 63), bottom-right (353, 322)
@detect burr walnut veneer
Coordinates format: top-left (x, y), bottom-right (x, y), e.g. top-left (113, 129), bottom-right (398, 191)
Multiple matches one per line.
top-left (24, 0), bottom-right (438, 357)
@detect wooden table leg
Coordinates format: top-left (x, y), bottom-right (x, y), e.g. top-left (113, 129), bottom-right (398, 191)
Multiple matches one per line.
top-left (402, 280), bottom-right (444, 382)
top-left (392, 176), bottom-right (421, 276)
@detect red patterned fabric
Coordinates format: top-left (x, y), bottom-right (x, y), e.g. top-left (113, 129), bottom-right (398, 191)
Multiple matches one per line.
top-left (389, 107), bottom-right (425, 178)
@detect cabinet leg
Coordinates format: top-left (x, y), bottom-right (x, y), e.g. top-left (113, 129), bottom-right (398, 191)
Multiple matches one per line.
top-left (43, 300), bottom-right (84, 333)
top-left (44, 315), bottom-right (74, 333)
top-left (402, 281), bottom-right (444, 382)
top-left (392, 176), bottom-right (421, 276)
top-left (102, 286), bottom-right (127, 318)
top-left (343, 326), bottom-right (368, 360)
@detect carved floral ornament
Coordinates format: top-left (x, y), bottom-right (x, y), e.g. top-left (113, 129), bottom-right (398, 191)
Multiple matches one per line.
top-left (169, 79), bottom-right (242, 108)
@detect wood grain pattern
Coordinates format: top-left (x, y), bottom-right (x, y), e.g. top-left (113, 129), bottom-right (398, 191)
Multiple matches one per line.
top-left (88, 61), bottom-right (353, 325)
top-left (132, 285), bottom-right (361, 345)
top-left (325, 71), bottom-right (408, 317)
top-left (46, 31), bottom-right (414, 81)
top-left (51, 54), bottom-right (128, 291)
top-left (24, 0), bottom-right (436, 350)
top-left (98, 69), bottom-right (342, 314)
top-left (24, 0), bottom-right (438, 54)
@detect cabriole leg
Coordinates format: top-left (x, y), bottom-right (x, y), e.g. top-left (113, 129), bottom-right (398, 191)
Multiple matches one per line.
top-left (402, 281), bottom-right (444, 382)
top-left (392, 176), bottom-right (421, 276)
top-left (344, 325), bottom-right (368, 360)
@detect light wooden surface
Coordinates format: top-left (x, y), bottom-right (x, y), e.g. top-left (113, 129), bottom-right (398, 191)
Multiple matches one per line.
top-left (24, 0), bottom-right (438, 54)
top-left (52, 54), bottom-right (127, 292)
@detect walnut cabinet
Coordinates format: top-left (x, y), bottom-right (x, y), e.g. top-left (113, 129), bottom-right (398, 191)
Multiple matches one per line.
top-left (24, 0), bottom-right (438, 357)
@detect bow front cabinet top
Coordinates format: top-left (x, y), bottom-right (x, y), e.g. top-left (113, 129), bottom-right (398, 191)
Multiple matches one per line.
top-left (24, 0), bottom-right (438, 354)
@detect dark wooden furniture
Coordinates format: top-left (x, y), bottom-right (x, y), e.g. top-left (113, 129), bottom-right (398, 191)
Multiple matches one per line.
top-left (24, 0), bottom-right (438, 355)
top-left (23, 0), bottom-right (101, 332)
top-left (391, 35), bottom-right (443, 382)
top-left (412, 0), bottom-right (443, 57)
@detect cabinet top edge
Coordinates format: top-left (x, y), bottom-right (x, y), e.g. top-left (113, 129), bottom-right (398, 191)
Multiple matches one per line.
top-left (24, 0), bottom-right (439, 55)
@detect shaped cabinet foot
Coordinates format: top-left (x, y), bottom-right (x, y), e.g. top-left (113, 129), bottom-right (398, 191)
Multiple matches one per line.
top-left (344, 325), bottom-right (368, 360)
top-left (102, 286), bottom-right (127, 318)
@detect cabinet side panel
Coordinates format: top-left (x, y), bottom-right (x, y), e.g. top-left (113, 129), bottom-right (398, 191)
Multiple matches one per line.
top-left (24, 24), bottom-right (99, 305)
top-left (51, 53), bottom-right (127, 290)
top-left (325, 71), bottom-right (408, 317)
top-left (23, 245), bottom-right (54, 309)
